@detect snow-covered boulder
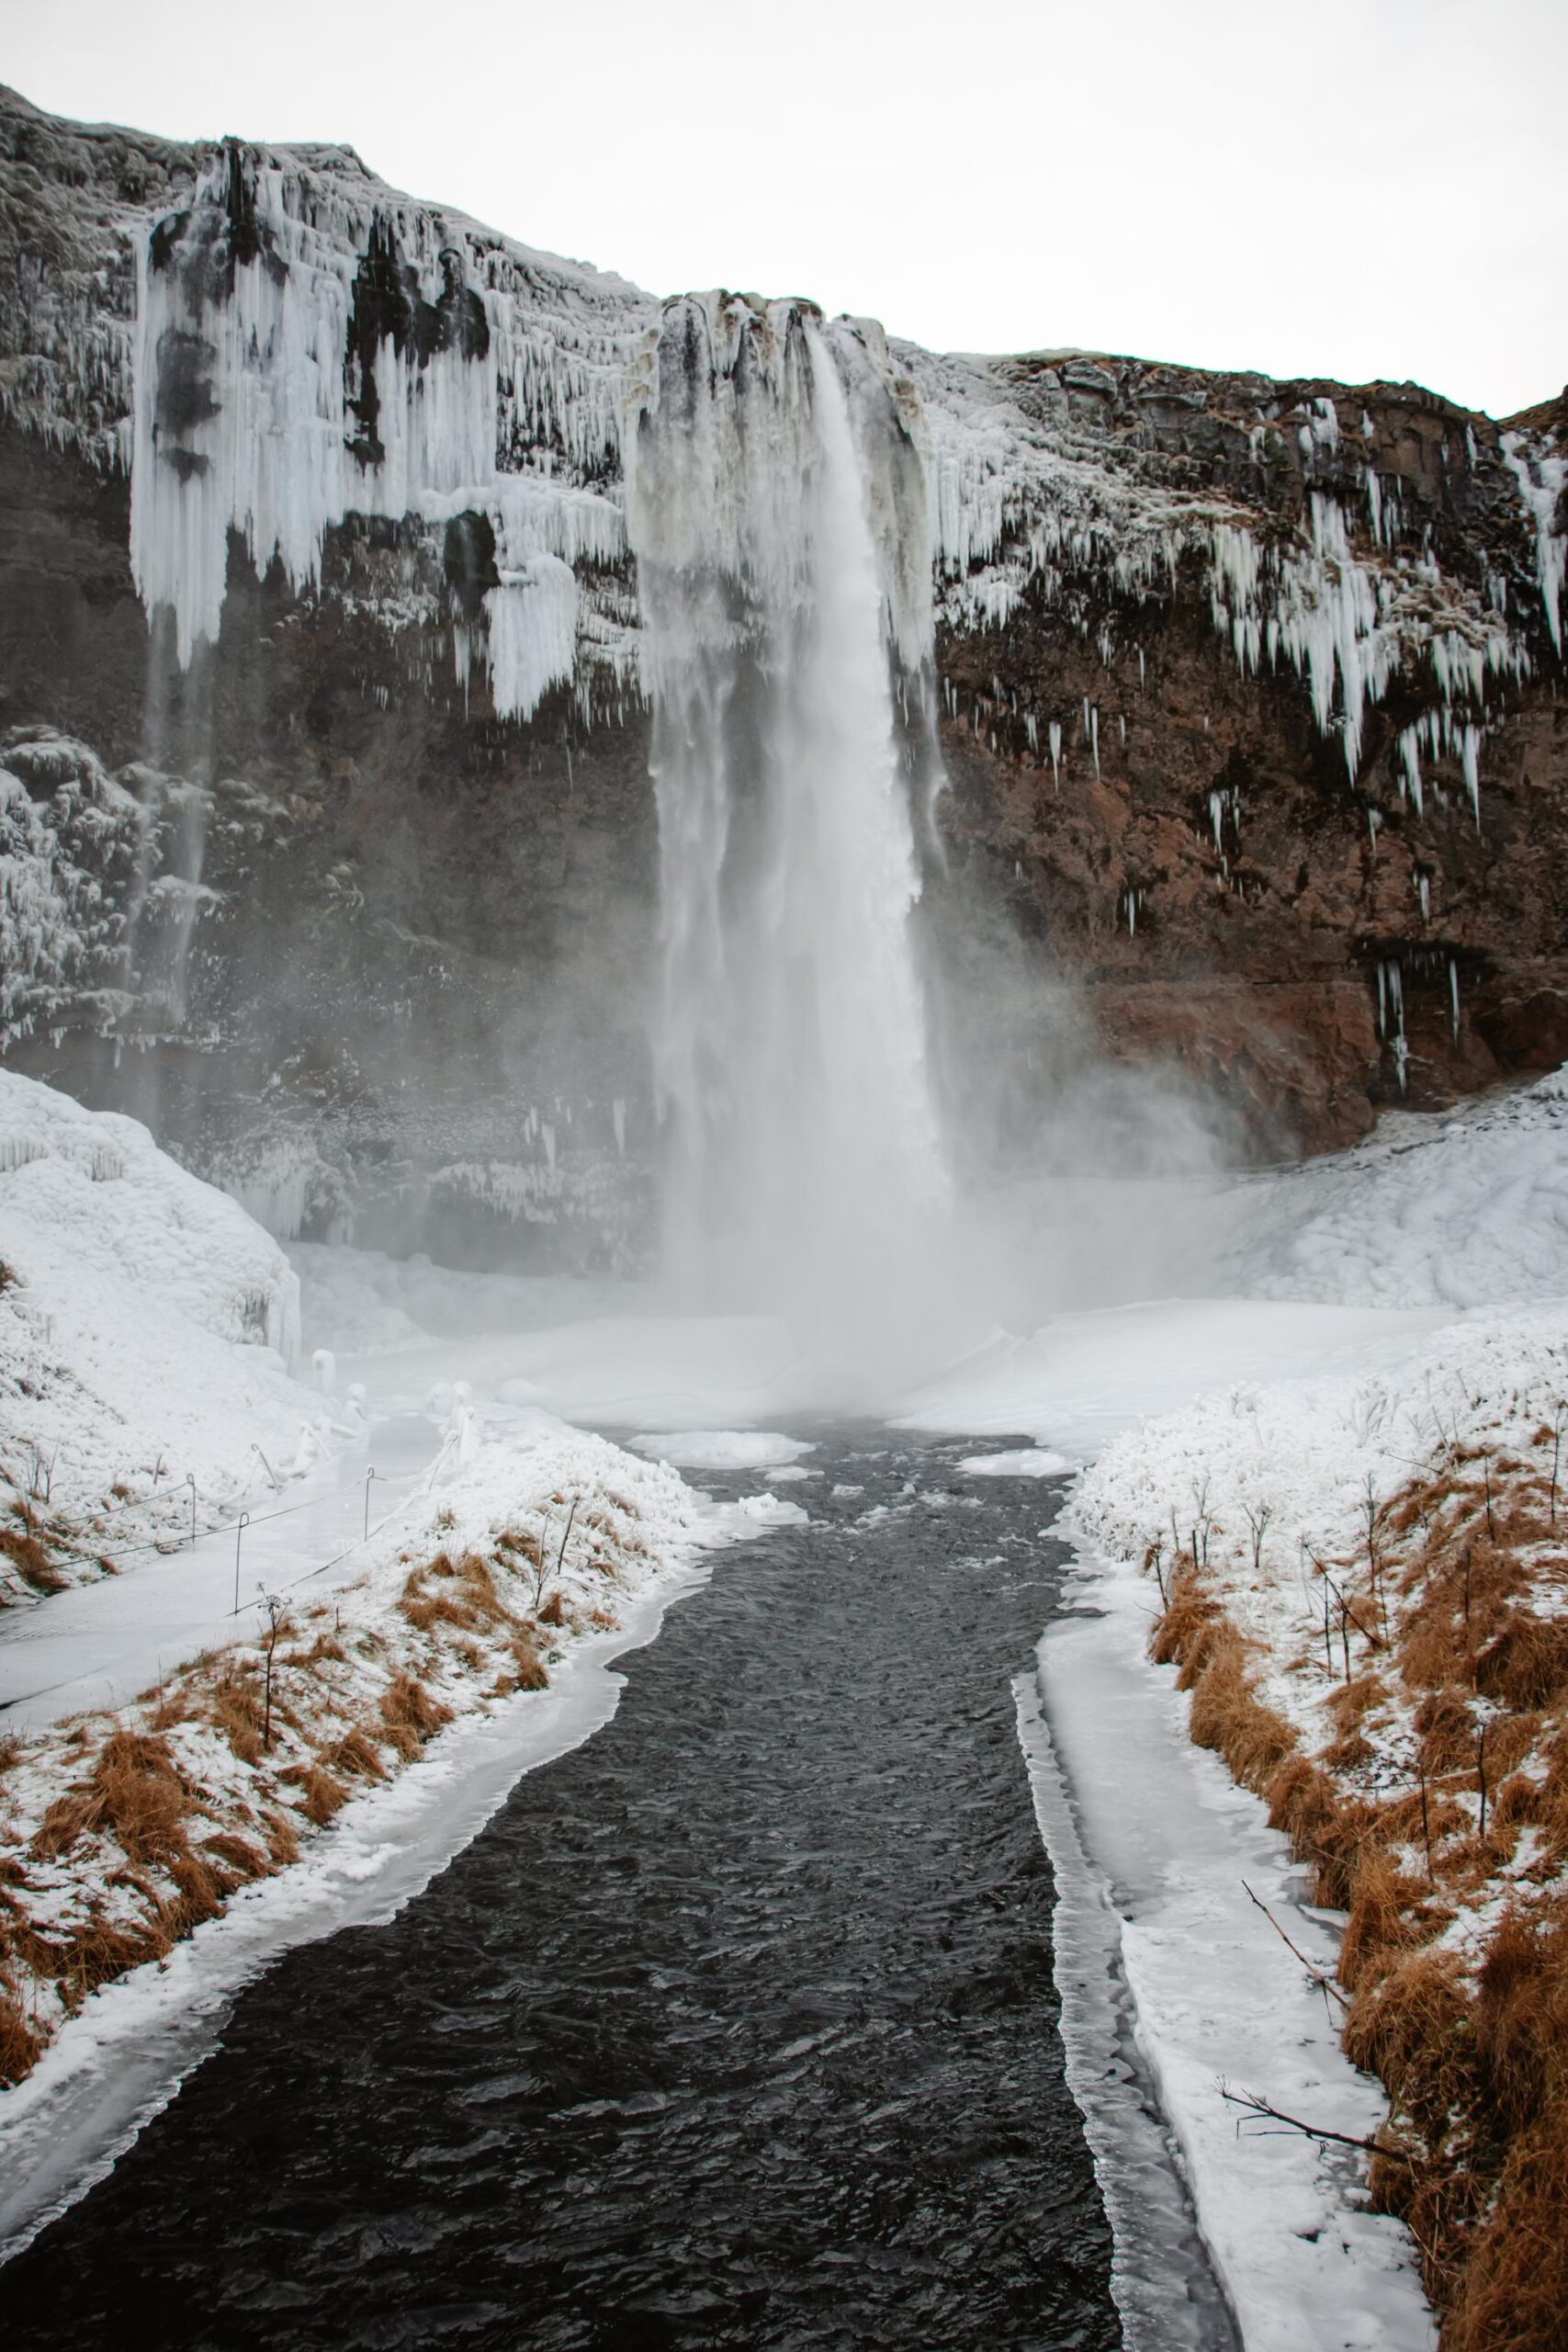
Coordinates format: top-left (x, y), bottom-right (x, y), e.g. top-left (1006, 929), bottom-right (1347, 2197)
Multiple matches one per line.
top-left (0, 1071), bottom-right (330, 1598)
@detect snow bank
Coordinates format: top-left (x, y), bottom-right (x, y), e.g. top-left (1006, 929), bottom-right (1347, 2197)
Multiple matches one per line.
top-left (1227, 1072), bottom-right (1568, 1311)
top-left (0, 1072), bottom-right (329, 1593)
top-left (0, 1400), bottom-right (707, 2154)
top-left (894, 1299), bottom-right (1448, 1459)
top-left (1072, 1301), bottom-right (1568, 1750)
top-left (1032, 1563), bottom-right (1434, 2352)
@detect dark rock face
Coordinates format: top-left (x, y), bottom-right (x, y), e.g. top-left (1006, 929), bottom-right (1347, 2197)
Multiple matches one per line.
top-left (929, 358), bottom-right (1568, 1151)
top-left (0, 79), bottom-right (1563, 1266)
top-left (0, 424), bottom-right (658, 1269)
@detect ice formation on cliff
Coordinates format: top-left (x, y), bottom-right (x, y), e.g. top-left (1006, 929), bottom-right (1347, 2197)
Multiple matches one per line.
top-left (129, 147), bottom-right (637, 716)
top-left (1503, 428), bottom-right (1568, 654)
top-left (105, 129), bottom-right (1563, 803)
top-left (0, 735), bottom-right (140, 1050)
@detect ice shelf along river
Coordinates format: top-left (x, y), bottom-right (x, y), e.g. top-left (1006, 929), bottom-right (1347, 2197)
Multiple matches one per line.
top-left (3, 1426), bottom-right (1233, 2350)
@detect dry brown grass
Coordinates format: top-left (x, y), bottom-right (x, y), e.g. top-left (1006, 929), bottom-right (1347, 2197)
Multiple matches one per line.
top-left (1151, 1438), bottom-right (1568, 2350)
top-left (378, 1672), bottom-right (452, 1758)
top-left (511, 1631), bottom-right (549, 1690)
top-left (279, 1761), bottom-right (349, 1826)
top-left (30, 1730), bottom-right (195, 1867)
top-left (262, 1810), bottom-right (299, 1868)
top-left (0, 1524), bottom-right (66, 1593)
top-left (1475, 1613), bottom-right (1568, 1712)
top-left (201, 1831), bottom-right (272, 1883)
top-left (1151, 1572), bottom-right (1298, 1797)
top-left (0, 1984), bottom-right (41, 2084)
top-left (1445, 2109), bottom-right (1568, 2352)
top-left (494, 1525), bottom-right (543, 1570)
top-left (208, 1672), bottom-right (265, 1764)
top-left (400, 1549), bottom-right (526, 1640)
top-left (326, 1724), bottom-right (387, 1781)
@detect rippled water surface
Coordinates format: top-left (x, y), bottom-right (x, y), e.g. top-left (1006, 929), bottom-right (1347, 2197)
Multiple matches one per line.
top-left (7, 1430), bottom-right (1122, 2348)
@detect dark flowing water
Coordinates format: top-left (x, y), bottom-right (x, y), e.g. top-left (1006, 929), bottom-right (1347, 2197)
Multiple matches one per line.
top-left (6, 1430), bottom-right (1122, 2349)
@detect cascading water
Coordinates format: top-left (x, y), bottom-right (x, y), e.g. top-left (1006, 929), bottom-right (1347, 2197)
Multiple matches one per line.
top-left (627, 295), bottom-right (949, 1313)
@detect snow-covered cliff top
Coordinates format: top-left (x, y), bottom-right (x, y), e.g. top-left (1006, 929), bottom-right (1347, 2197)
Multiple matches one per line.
top-left (2, 80), bottom-right (1562, 796)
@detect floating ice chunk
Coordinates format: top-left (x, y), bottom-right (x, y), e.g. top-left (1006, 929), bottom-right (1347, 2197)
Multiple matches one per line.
top-left (630, 1430), bottom-right (815, 1471)
top-left (957, 1447), bottom-right (1074, 1477)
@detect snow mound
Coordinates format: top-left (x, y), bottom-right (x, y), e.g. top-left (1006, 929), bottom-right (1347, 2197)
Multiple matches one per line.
top-left (0, 1072), bottom-right (331, 1591)
top-left (1228, 1069), bottom-right (1568, 1310)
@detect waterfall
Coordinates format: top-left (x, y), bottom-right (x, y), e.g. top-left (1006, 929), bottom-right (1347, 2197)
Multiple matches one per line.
top-left (627, 295), bottom-right (948, 1309)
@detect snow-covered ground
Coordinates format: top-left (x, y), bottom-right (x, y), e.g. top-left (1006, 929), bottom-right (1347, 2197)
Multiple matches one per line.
top-left (1218, 1070), bottom-right (1568, 1310)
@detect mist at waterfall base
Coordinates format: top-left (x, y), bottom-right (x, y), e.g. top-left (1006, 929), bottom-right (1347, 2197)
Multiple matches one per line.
top-left (614, 293), bottom-right (1234, 1403)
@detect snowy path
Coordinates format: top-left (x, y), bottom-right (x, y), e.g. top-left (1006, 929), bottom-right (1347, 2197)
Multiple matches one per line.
top-left (0, 1301), bottom-right (818, 1733)
top-left (0, 1410), bottom-right (439, 1729)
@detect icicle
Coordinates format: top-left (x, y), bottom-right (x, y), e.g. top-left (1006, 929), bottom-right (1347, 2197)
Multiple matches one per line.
top-left (1376, 958), bottom-right (1408, 1093)
top-left (1396, 726), bottom-right (1425, 815)
top-left (1459, 723), bottom-right (1482, 828)
top-left (1365, 469), bottom-right (1384, 545)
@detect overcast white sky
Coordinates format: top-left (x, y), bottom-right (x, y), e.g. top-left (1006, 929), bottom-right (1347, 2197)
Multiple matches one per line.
top-left (7, 0), bottom-right (1564, 416)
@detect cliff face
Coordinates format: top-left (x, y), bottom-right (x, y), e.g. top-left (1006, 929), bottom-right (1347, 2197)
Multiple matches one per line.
top-left (1, 82), bottom-right (1563, 1261)
top-left (931, 357), bottom-right (1568, 1153)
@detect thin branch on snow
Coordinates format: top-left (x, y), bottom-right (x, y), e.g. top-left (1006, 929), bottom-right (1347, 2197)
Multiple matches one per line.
top-left (1219, 2082), bottom-right (1417, 2164)
top-left (1241, 1882), bottom-right (1349, 2012)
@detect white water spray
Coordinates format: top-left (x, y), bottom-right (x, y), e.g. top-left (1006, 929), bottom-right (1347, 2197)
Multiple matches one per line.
top-left (627, 296), bottom-right (948, 1312)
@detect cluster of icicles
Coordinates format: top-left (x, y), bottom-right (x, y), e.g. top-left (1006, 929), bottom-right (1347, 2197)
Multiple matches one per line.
top-left (129, 150), bottom-right (637, 718)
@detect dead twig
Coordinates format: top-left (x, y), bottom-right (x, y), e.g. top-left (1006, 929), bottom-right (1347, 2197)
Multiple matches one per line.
top-left (1220, 2082), bottom-right (1418, 2164)
top-left (1242, 1881), bottom-right (1349, 2012)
